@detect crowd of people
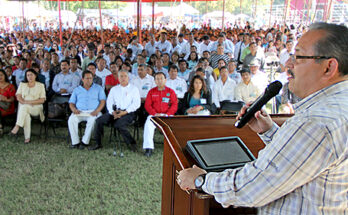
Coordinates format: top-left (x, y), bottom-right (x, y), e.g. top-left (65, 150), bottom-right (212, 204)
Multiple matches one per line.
top-left (0, 23), bottom-right (302, 156)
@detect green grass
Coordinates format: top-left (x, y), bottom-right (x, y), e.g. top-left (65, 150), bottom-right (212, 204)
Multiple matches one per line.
top-left (0, 124), bottom-right (164, 215)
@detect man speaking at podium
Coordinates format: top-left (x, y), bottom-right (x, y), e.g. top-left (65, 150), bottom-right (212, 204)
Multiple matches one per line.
top-left (177, 23), bottom-right (348, 214)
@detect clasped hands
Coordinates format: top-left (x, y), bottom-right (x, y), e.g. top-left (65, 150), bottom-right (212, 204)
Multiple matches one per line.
top-left (186, 105), bottom-right (203, 114)
top-left (112, 110), bottom-right (127, 119)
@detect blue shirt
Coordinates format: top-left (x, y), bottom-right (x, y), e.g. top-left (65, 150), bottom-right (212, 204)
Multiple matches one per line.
top-left (189, 96), bottom-right (200, 108)
top-left (69, 84), bottom-right (106, 111)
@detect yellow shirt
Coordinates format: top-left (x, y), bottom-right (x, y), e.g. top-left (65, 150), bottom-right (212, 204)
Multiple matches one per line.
top-left (235, 81), bottom-right (260, 103)
top-left (16, 82), bottom-right (46, 101)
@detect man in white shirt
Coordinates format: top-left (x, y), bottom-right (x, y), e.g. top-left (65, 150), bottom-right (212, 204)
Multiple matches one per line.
top-left (154, 58), bottom-right (169, 77)
top-left (69, 56), bottom-right (82, 80)
top-left (95, 57), bottom-right (111, 88)
top-left (131, 64), bottom-right (155, 101)
top-left (91, 70), bottom-right (141, 151)
top-left (199, 35), bottom-right (212, 56)
top-left (171, 36), bottom-right (182, 56)
top-left (235, 69), bottom-right (260, 103)
top-left (177, 33), bottom-right (187, 51)
top-left (166, 65), bottom-right (187, 99)
top-left (131, 64), bottom-right (155, 125)
top-left (155, 31), bottom-right (172, 55)
top-left (249, 59), bottom-right (269, 92)
top-left (212, 66), bottom-right (237, 109)
top-left (145, 34), bottom-right (157, 57)
top-left (182, 33), bottom-right (200, 60)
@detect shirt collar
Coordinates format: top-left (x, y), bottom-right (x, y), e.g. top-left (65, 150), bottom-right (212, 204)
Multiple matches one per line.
top-left (293, 80), bottom-right (348, 112)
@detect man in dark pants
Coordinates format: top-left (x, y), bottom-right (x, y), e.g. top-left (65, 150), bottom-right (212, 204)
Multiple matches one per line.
top-left (90, 70), bottom-right (141, 151)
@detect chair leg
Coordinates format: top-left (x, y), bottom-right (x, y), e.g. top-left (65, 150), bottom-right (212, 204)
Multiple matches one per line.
top-left (116, 129), bottom-right (124, 157)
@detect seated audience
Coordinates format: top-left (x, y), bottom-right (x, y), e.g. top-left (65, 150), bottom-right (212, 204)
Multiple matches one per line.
top-left (52, 60), bottom-right (80, 95)
top-left (0, 69), bottom-right (16, 135)
top-left (95, 57), bottom-right (111, 88)
top-left (86, 62), bottom-right (103, 86)
top-left (182, 75), bottom-right (212, 115)
top-left (212, 66), bottom-right (237, 109)
top-left (105, 62), bottom-right (120, 92)
top-left (166, 65), bottom-right (187, 100)
top-left (68, 71), bottom-right (106, 149)
top-left (235, 69), bottom-right (260, 103)
top-left (92, 70), bottom-right (140, 151)
top-left (143, 72), bottom-right (178, 157)
top-left (10, 69), bottom-right (46, 144)
top-left (12, 58), bottom-right (27, 88)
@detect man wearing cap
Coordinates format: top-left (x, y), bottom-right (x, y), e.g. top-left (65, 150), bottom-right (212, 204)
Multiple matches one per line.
top-left (81, 44), bottom-right (96, 71)
top-left (155, 31), bottom-right (172, 55)
top-left (249, 59), bottom-right (268, 92)
top-left (145, 34), bottom-right (157, 57)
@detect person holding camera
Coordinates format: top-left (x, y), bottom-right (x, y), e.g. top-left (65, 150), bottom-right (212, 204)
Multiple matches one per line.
top-left (91, 70), bottom-right (140, 151)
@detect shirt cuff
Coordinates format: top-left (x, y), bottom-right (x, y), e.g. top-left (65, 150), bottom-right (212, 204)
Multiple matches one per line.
top-left (258, 122), bottom-right (279, 145)
top-left (202, 172), bottom-right (218, 195)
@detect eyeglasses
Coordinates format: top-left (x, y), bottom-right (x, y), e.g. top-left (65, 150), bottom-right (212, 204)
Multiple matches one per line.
top-left (290, 54), bottom-right (333, 61)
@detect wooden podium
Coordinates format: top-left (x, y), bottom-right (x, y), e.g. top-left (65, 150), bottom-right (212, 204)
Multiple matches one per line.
top-left (151, 115), bottom-right (290, 215)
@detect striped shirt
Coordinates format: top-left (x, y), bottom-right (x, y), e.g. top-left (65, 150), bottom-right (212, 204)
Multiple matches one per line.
top-left (209, 53), bottom-right (230, 69)
top-left (202, 80), bottom-right (348, 214)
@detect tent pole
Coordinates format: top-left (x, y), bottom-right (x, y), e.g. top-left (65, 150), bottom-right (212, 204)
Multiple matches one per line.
top-left (22, 1), bottom-right (25, 31)
top-left (326, 0), bottom-right (333, 22)
top-left (99, 0), bottom-right (104, 47)
top-left (58, 0), bottom-right (63, 48)
top-left (137, 0), bottom-right (142, 44)
top-left (254, 0), bottom-right (258, 19)
top-left (222, 0), bottom-right (225, 31)
top-left (152, 0), bottom-right (155, 34)
top-left (269, 0), bottom-right (273, 27)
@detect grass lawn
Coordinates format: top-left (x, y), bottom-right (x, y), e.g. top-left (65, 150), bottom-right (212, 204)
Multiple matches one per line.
top-left (0, 124), bottom-right (164, 215)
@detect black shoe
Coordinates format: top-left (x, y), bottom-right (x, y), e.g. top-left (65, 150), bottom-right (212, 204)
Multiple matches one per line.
top-left (8, 132), bottom-right (18, 139)
top-left (70, 144), bottom-right (80, 149)
top-left (79, 142), bottom-right (88, 150)
top-left (144, 149), bottom-right (153, 157)
top-left (88, 144), bottom-right (102, 151)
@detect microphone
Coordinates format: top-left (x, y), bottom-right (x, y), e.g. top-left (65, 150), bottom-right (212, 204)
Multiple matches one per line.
top-left (235, 80), bottom-right (283, 128)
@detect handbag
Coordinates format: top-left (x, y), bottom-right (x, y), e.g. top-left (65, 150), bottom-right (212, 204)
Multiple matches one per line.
top-left (47, 102), bottom-right (67, 118)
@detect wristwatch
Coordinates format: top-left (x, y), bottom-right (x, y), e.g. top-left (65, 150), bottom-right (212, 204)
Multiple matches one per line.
top-left (194, 174), bottom-right (206, 191)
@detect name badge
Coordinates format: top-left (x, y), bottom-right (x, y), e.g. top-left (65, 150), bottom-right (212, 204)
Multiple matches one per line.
top-left (142, 85), bottom-right (148, 90)
top-left (200, 98), bottom-right (207, 104)
top-left (176, 87), bottom-right (182, 92)
top-left (162, 97), bottom-right (170, 103)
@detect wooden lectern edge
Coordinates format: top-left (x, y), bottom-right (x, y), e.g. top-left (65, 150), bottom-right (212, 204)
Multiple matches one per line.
top-left (151, 117), bottom-right (187, 170)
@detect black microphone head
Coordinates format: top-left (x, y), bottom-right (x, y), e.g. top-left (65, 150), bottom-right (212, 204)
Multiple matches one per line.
top-left (265, 81), bottom-right (283, 97)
